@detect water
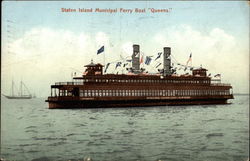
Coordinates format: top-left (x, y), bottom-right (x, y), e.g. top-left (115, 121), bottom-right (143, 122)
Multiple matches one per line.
top-left (1, 95), bottom-right (249, 161)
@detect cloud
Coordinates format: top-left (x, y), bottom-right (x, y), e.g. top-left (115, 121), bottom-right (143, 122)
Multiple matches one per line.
top-left (2, 27), bottom-right (111, 96)
top-left (121, 42), bottom-right (133, 57)
top-left (1, 25), bottom-right (248, 96)
top-left (153, 25), bottom-right (249, 93)
top-left (95, 32), bottom-right (109, 46)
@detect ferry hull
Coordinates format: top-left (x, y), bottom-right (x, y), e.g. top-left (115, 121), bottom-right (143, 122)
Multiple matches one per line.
top-left (46, 98), bottom-right (230, 109)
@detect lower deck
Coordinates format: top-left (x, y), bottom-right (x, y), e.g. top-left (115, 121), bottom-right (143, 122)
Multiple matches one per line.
top-left (46, 95), bottom-right (233, 109)
top-left (52, 88), bottom-right (233, 98)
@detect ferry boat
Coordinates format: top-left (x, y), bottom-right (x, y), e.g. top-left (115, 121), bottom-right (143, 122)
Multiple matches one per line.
top-left (46, 45), bottom-right (233, 109)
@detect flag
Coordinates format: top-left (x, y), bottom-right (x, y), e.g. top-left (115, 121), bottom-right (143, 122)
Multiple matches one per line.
top-left (155, 52), bottom-right (162, 61)
top-left (214, 74), bottom-right (221, 78)
top-left (115, 62), bottom-right (122, 69)
top-left (140, 52), bottom-right (144, 64)
top-left (186, 53), bottom-right (192, 66)
top-left (156, 63), bottom-right (162, 68)
top-left (104, 63), bottom-right (110, 73)
top-left (145, 56), bottom-right (152, 65)
top-left (97, 46), bottom-right (104, 54)
top-left (123, 63), bottom-right (128, 67)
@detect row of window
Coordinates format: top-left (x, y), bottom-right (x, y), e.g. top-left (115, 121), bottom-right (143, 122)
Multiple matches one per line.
top-left (75, 79), bottom-right (210, 84)
top-left (54, 89), bottom-right (230, 97)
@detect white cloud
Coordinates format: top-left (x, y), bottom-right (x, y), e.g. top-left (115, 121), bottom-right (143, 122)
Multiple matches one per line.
top-left (153, 33), bottom-right (168, 46)
top-left (1, 27), bottom-right (111, 97)
top-left (1, 25), bottom-right (248, 96)
top-left (153, 25), bottom-right (249, 93)
top-left (121, 42), bottom-right (133, 57)
top-left (95, 32), bottom-right (109, 47)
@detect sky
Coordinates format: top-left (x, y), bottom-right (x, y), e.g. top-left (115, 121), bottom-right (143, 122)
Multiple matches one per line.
top-left (1, 1), bottom-right (249, 97)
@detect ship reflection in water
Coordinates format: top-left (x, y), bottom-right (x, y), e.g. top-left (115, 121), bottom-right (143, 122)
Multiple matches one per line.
top-left (46, 44), bottom-right (233, 109)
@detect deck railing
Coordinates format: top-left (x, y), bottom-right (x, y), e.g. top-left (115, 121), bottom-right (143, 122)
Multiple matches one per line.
top-left (47, 94), bottom-right (234, 101)
top-left (54, 81), bottom-right (231, 87)
top-left (210, 83), bottom-right (231, 86)
top-left (55, 82), bottom-right (84, 85)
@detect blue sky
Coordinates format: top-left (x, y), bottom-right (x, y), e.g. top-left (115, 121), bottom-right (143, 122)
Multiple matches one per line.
top-left (1, 1), bottom-right (249, 96)
top-left (2, 1), bottom-right (248, 39)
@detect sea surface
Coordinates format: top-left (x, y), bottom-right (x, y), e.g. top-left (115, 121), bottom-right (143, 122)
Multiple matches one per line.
top-left (1, 95), bottom-right (249, 161)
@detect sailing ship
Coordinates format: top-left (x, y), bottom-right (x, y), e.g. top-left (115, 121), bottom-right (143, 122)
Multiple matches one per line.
top-left (3, 80), bottom-right (32, 99)
top-left (45, 44), bottom-right (233, 109)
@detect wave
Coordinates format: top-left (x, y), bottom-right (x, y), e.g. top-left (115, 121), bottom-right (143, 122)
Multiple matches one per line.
top-left (206, 133), bottom-right (224, 138)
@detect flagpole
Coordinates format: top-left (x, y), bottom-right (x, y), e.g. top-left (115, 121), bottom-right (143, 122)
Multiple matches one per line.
top-left (104, 46), bottom-right (105, 72)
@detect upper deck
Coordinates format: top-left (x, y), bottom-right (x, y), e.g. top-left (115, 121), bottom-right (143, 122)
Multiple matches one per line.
top-left (52, 74), bottom-right (230, 88)
top-left (51, 60), bottom-right (231, 89)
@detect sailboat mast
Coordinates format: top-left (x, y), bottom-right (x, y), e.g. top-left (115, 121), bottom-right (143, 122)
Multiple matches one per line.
top-left (12, 80), bottom-right (14, 96)
top-left (20, 81), bottom-right (23, 96)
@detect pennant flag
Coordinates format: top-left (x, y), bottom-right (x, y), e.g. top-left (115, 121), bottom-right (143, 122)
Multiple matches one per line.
top-left (155, 52), bottom-right (162, 61)
top-left (140, 57), bottom-right (143, 64)
top-left (145, 56), bottom-right (152, 65)
top-left (156, 63), bottom-right (162, 68)
top-left (186, 53), bottom-right (192, 66)
top-left (104, 63), bottom-right (110, 73)
top-left (140, 52), bottom-right (144, 64)
top-left (123, 63), bottom-right (128, 67)
top-left (115, 62), bottom-right (122, 69)
top-left (97, 46), bottom-right (104, 54)
top-left (214, 74), bottom-right (221, 78)
top-left (144, 56), bottom-right (150, 65)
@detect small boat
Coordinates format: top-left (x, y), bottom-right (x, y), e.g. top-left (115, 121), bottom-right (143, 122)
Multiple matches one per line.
top-left (3, 80), bottom-right (32, 99)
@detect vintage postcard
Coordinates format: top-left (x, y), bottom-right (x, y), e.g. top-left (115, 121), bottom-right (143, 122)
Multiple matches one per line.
top-left (1, 1), bottom-right (249, 161)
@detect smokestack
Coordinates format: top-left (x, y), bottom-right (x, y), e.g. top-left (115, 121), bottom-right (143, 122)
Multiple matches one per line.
top-left (163, 47), bottom-right (171, 76)
top-left (132, 44), bottom-right (140, 72)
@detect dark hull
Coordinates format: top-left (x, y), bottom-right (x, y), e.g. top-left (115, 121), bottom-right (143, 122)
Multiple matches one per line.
top-left (3, 95), bottom-right (32, 99)
top-left (46, 97), bottom-right (231, 109)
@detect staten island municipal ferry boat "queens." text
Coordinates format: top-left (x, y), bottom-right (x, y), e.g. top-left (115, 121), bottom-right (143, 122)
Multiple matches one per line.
top-left (46, 44), bottom-right (233, 109)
